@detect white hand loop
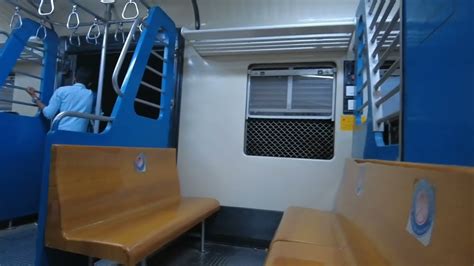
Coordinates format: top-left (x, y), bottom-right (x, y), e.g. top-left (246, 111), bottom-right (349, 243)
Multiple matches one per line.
top-left (139, 12), bottom-right (148, 32)
top-left (122, 0), bottom-right (139, 20)
top-left (35, 21), bottom-right (47, 41)
top-left (114, 23), bottom-right (125, 43)
top-left (86, 18), bottom-right (101, 41)
top-left (66, 5), bottom-right (80, 30)
top-left (10, 7), bottom-right (23, 30)
top-left (38, 0), bottom-right (55, 16)
top-left (69, 29), bottom-right (81, 47)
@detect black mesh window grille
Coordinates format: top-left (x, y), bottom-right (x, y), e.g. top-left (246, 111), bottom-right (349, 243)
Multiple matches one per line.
top-left (245, 118), bottom-right (335, 160)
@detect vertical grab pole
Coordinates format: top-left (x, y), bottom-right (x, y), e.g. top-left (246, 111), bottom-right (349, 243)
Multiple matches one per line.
top-left (93, 4), bottom-right (111, 133)
top-left (201, 220), bottom-right (205, 253)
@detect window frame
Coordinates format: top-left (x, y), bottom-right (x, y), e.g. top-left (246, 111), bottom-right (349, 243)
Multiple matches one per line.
top-left (243, 63), bottom-right (338, 160)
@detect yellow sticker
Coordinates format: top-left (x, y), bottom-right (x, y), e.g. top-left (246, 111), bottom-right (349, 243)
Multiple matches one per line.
top-left (341, 115), bottom-right (355, 131)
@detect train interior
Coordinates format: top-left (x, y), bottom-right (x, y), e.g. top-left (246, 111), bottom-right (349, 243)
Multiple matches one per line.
top-left (0, 0), bottom-right (472, 265)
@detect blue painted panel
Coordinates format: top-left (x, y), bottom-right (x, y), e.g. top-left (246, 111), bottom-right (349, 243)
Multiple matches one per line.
top-left (0, 19), bottom-right (58, 220)
top-left (403, 0), bottom-right (474, 166)
top-left (34, 7), bottom-right (178, 266)
top-left (405, 0), bottom-right (455, 45)
top-left (352, 13), bottom-right (399, 161)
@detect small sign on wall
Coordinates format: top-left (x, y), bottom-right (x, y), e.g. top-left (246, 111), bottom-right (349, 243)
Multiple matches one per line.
top-left (406, 179), bottom-right (436, 246)
top-left (134, 153), bottom-right (147, 173)
top-left (340, 115), bottom-right (355, 131)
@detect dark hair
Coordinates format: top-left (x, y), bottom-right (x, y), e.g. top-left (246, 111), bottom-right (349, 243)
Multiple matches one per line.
top-left (75, 67), bottom-right (92, 85)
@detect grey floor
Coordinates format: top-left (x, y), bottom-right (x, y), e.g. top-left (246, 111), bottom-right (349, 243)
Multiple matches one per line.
top-left (0, 224), bottom-right (267, 266)
top-left (0, 224), bottom-right (36, 266)
top-left (149, 239), bottom-right (267, 266)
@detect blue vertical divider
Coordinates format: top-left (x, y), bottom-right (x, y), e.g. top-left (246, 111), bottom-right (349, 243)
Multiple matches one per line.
top-left (35, 7), bottom-right (178, 265)
top-left (353, 0), bottom-right (473, 165)
top-left (403, 0), bottom-right (474, 166)
top-left (0, 19), bottom-right (58, 221)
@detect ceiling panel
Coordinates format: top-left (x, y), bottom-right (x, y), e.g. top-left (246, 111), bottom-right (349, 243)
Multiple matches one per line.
top-left (0, 0), bottom-right (358, 37)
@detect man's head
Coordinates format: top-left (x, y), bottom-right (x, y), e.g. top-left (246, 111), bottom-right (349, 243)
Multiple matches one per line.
top-left (74, 67), bottom-right (92, 86)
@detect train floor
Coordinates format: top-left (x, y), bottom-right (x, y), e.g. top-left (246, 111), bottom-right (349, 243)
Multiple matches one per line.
top-left (0, 223), bottom-right (268, 266)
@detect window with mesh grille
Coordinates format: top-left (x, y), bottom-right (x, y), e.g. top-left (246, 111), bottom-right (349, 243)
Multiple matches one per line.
top-left (245, 64), bottom-right (336, 160)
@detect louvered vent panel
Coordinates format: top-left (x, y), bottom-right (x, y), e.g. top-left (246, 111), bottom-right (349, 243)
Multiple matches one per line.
top-left (249, 76), bottom-right (288, 113)
top-left (292, 76), bottom-right (333, 115)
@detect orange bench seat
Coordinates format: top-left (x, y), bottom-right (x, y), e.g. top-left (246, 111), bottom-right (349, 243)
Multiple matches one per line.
top-left (45, 145), bottom-right (220, 266)
top-left (266, 160), bottom-right (474, 266)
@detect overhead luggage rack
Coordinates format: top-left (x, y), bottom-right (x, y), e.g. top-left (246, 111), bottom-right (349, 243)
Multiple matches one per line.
top-left (181, 21), bottom-right (356, 56)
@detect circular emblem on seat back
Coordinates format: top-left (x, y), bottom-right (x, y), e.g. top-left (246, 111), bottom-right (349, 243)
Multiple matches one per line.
top-left (410, 179), bottom-right (435, 237)
top-left (135, 153), bottom-right (147, 173)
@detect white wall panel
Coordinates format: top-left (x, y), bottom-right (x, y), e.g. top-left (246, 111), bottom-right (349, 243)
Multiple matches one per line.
top-left (178, 48), bottom-right (353, 211)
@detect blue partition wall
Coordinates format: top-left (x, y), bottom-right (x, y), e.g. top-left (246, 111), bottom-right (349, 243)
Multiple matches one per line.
top-left (353, 0), bottom-right (474, 166)
top-left (34, 7), bottom-right (178, 266)
top-left (0, 20), bottom-right (58, 221)
top-left (403, 0), bottom-right (474, 166)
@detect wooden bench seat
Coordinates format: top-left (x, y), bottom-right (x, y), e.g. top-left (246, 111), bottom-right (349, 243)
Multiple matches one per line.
top-left (266, 241), bottom-right (348, 266)
top-left (266, 159), bottom-right (474, 266)
top-left (271, 207), bottom-right (339, 247)
top-left (45, 145), bottom-right (220, 265)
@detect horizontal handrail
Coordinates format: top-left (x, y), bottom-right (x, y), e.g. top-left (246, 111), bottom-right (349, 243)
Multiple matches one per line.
top-left (0, 98), bottom-right (37, 107)
top-left (51, 111), bottom-right (113, 131)
top-left (357, 100), bottom-right (369, 112)
top-left (373, 35), bottom-right (400, 72)
top-left (12, 70), bottom-right (43, 80)
top-left (374, 59), bottom-right (399, 90)
top-left (150, 50), bottom-right (165, 61)
top-left (375, 84), bottom-right (400, 107)
top-left (17, 58), bottom-right (44, 66)
top-left (370, 0), bottom-right (396, 44)
top-left (135, 98), bottom-right (161, 109)
top-left (140, 81), bottom-right (162, 92)
top-left (373, 32), bottom-right (399, 59)
top-left (369, 0), bottom-right (385, 30)
top-left (357, 80), bottom-right (368, 94)
top-left (368, 0), bottom-right (378, 15)
top-left (21, 48), bottom-right (43, 60)
top-left (112, 18), bottom-right (141, 96)
top-left (145, 65), bottom-right (163, 77)
top-left (372, 8), bottom-right (399, 45)
top-left (2, 84), bottom-right (40, 93)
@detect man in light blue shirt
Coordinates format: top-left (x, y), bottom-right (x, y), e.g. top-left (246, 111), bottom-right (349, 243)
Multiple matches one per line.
top-left (27, 67), bottom-right (94, 132)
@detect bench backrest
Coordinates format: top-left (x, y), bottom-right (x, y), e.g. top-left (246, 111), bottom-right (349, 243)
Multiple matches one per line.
top-left (335, 159), bottom-right (474, 265)
top-left (47, 145), bottom-right (180, 232)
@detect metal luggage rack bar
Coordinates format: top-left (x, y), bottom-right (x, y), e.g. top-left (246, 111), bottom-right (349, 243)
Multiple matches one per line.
top-left (181, 21), bottom-right (356, 56)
